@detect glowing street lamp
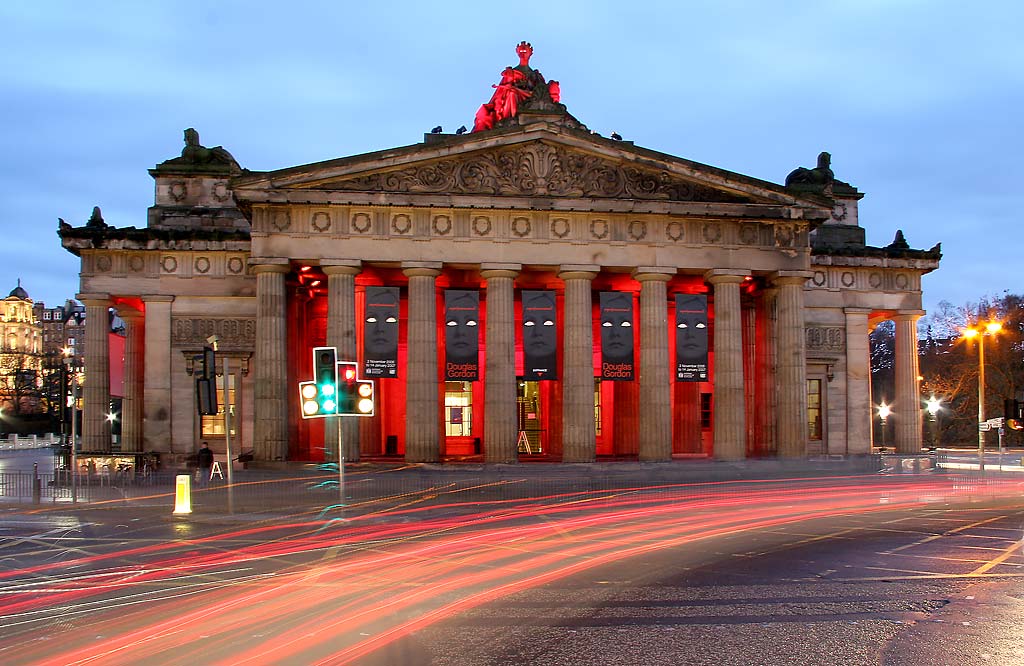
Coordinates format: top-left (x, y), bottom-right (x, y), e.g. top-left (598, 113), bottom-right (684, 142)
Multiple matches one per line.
top-left (924, 395), bottom-right (942, 447)
top-left (878, 402), bottom-right (891, 450)
top-left (962, 320), bottom-right (1002, 468)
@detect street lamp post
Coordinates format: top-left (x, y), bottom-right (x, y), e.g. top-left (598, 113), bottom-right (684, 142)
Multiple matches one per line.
top-left (962, 321), bottom-right (1002, 470)
top-left (925, 395), bottom-right (942, 447)
top-left (878, 402), bottom-right (891, 450)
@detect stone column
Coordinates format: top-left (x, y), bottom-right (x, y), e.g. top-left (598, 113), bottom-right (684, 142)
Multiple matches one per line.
top-left (894, 311), bottom-right (925, 454)
top-left (635, 269), bottom-right (673, 461)
top-left (252, 260), bottom-right (291, 461)
top-left (844, 308), bottom-right (872, 455)
top-left (117, 307), bottom-right (144, 453)
top-left (404, 263), bottom-right (442, 463)
top-left (142, 295), bottom-right (173, 452)
top-left (705, 271), bottom-right (746, 460)
top-left (78, 294), bottom-right (112, 452)
top-left (323, 261), bottom-right (361, 462)
top-left (758, 287), bottom-right (778, 455)
top-left (559, 266), bottom-right (598, 462)
top-left (482, 265), bottom-right (520, 464)
top-left (773, 272), bottom-right (811, 458)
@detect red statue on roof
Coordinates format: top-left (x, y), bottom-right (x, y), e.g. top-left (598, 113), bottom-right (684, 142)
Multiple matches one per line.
top-left (472, 41), bottom-right (565, 132)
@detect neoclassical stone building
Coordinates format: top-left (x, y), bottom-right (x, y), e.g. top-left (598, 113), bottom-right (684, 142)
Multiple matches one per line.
top-left (59, 46), bottom-right (940, 464)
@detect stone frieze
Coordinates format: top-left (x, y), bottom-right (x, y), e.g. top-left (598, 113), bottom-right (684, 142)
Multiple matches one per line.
top-left (171, 317), bottom-right (256, 350)
top-left (323, 143), bottom-right (750, 203)
top-left (805, 326), bottom-right (845, 352)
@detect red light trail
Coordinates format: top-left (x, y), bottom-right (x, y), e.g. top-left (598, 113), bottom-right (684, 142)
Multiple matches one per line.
top-left (0, 474), bottom-right (1020, 665)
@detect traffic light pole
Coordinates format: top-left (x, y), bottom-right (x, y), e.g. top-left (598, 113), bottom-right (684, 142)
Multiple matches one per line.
top-left (223, 354), bottom-right (234, 514)
top-left (337, 415), bottom-right (345, 507)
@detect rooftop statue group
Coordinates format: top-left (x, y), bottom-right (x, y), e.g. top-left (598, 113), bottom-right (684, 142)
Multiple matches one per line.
top-left (472, 42), bottom-right (565, 132)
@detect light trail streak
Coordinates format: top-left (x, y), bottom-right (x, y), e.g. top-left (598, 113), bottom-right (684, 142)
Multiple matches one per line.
top-left (0, 475), bottom-right (1021, 665)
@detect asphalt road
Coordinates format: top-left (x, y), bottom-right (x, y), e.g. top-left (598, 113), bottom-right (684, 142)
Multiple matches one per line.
top-left (0, 468), bottom-right (1022, 665)
top-left (389, 497), bottom-right (1024, 666)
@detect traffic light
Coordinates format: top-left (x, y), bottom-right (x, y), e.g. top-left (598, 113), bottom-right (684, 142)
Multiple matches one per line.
top-left (196, 377), bottom-right (218, 415)
top-left (299, 348), bottom-right (374, 419)
top-left (1004, 398), bottom-right (1023, 431)
top-left (202, 346), bottom-right (216, 380)
top-left (337, 362), bottom-right (375, 416)
top-left (300, 346), bottom-right (338, 418)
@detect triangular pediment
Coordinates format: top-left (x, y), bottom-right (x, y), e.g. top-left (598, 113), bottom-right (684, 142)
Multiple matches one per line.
top-left (310, 140), bottom-right (757, 204)
top-left (234, 126), bottom-right (828, 211)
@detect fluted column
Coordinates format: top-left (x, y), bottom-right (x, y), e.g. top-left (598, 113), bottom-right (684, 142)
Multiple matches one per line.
top-left (559, 266), bottom-right (598, 462)
top-left (482, 265), bottom-right (520, 463)
top-left (706, 271), bottom-right (746, 460)
top-left (773, 272), bottom-right (811, 458)
top-left (759, 287), bottom-right (779, 455)
top-left (142, 295), bottom-right (173, 452)
top-left (635, 269), bottom-right (673, 461)
top-left (78, 294), bottom-right (111, 452)
top-left (845, 308), bottom-right (872, 455)
top-left (894, 311), bottom-right (924, 454)
top-left (252, 260), bottom-right (290, 461)
top-left (118, 307), bottom-right (144, 453)
top-left (404, 263), bottom-right (442, 463)
top-left (324, 261), bottom-right (361, 462)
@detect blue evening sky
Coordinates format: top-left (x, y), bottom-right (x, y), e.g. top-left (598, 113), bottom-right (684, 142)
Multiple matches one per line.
top-left (1, 1), bottom-right (1020, 317)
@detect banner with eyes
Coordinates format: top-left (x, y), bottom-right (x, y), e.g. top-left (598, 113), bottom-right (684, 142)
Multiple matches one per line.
top-left (675, 294), bottom-right (708, 382)
top-left (364, 286), bottom-right (400, 378)
top-left (600, 291), bottom-right (634, 381)
top-left (445, 290), bottom-right (480, 381)
top-left (521, 290), bottom-right (557, 380)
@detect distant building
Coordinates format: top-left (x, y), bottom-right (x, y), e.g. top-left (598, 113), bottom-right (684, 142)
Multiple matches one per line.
top-left (0, 282), bottom-right (43, 415)
top-left (59, 43), bottom-right (941, 462)
top-left (35, 299), bottom-right (86, 359)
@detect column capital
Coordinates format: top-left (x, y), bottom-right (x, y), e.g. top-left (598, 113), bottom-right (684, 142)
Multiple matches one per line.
top-left (141, 294), bottom-right (174, 303)
top-left (480, 262), bottom-right (522, 273)
top-left (558, 264), bottom-right (599, 281)
top-left (116, 307), bottom-right (144, 323)
top-left (480, 269), bottom-right (519, 281)
top-left (402, 261), bottom-right (442, 279)
top-left (704, 269), bottom-right (747, 285)
top-left (321, 259), bottom-right (362, 275)
top-left (769, 270), bottom-right (813, 287)
top-left (322, 264), bottom-right (361, 277)
top-left (76, 293), bottom-right (111, 306)
top-left (893, 310), bottom-right (926, 321)
top-left (632, 267), bottom-right (675, 282)
top-left (249, 258), bottom-right (291, 274)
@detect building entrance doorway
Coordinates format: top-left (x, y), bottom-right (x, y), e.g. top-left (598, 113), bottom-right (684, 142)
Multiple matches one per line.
top-left (516, 380), bottom-right (543, 454)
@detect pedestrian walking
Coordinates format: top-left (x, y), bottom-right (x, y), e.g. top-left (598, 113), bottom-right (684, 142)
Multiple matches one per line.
top-left (197, 442), bottom-right (214, 486)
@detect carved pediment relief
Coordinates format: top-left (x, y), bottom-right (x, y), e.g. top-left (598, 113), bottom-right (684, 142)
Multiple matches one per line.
top-left (311, 142), bottom-right (753, 204)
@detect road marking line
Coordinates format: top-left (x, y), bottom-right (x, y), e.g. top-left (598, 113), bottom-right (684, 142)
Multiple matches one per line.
top-left (882, 514), bottom-right (1008, 554)
top-left (970, 538), bottom-right (1024, 575)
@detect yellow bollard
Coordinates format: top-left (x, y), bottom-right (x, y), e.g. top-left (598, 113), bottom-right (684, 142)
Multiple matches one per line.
top-left (173, 474), bottom-right (192, 514)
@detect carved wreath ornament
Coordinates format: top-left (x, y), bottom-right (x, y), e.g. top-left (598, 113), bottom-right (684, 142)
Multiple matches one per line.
top-left (328, 143), bottom-right (747, 203)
